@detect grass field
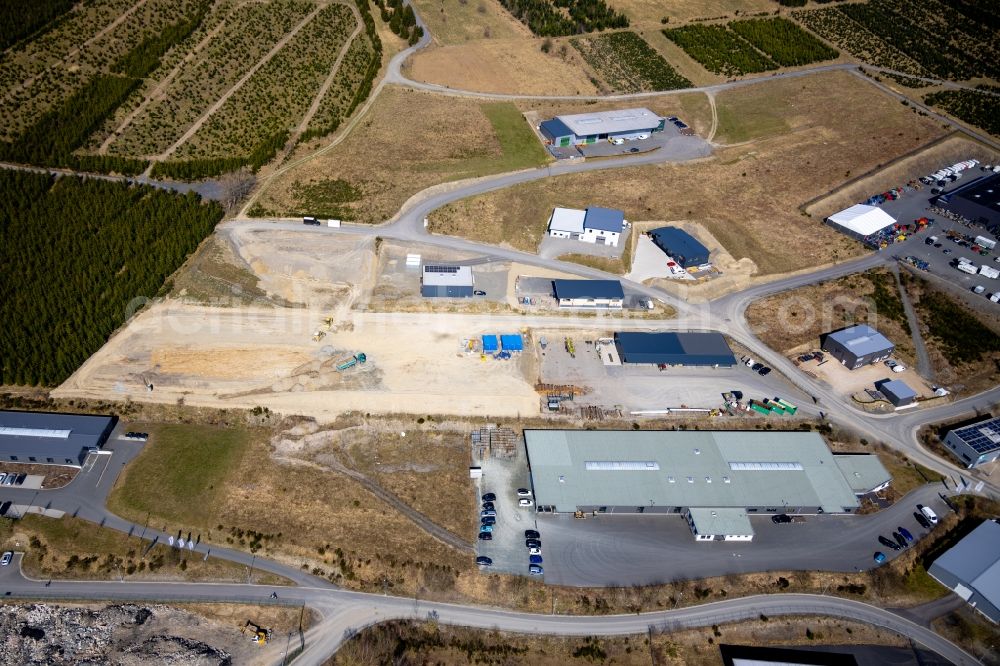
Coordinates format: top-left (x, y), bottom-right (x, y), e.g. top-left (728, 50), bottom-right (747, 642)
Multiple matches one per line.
top-left (1, 514), bottom-right (284, 583)
top-left (107, 423), bottom-right (253, 527)
top-left (254, 88), bottom-right (551, 222)
top-left (435, 71), bottom-right (943, 276)
top-left (410, 0), bottom-right (527, 44)
top-left (607, 0), bottom-right (774, 25)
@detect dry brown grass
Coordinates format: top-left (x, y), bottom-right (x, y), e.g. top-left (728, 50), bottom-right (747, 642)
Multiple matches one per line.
top-left (411, 0), bottom-right (529, 44)
top-left (406, 38), bottom-right (600, 95)
top-left (176, 602), bottom-right (317, 633)
top-left (256, 86), bottom-right (550, 223)
top-left (745, 269), bottom-right (916, 364)
top-left (806, 133), bottom-right (1000, 220)
top-left (433, 71), bottom-right (946, 276)
top-left (608, 0), bottom-right (776, 26)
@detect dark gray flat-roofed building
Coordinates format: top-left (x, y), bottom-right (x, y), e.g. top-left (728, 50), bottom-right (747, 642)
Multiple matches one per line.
top-left (523, 430), bottom-right (889, 541)
top-left (821, 324), bottom-right (894, 370)
top-left (943, 415), bottom-right (1000, 468)
top-left (0, 410), bottom-right (117, 466)
top-left (874, 378), bottom-right (917, 407)
top-left (552, 279), bottom-right (624, 309)
top-left (614, 332), bottom-right (735, 366)
top-left (649, 226), bottom-right (710, 268)
top-left (928, 519), bottom-right (1000, 623)
top-left (933, 173), bottom-right (1000, 229)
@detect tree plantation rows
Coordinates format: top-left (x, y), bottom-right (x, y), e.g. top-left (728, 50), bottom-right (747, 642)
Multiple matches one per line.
top-left (0, 171), bottom-right (224, 387)
top-left (664, 17), bottom-right (837, 77)
top-left (0, 0), bottom-right (73, 50)
top-left (924, 88), bottom-right (1000, 139)
top-left (571, 31), bottom-right (691, 93)
top-left (498, 0), bottom-right (627, 37)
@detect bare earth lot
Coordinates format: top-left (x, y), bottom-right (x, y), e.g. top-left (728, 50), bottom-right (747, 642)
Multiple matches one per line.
top-left (433, 71), bottom-right (946, 278)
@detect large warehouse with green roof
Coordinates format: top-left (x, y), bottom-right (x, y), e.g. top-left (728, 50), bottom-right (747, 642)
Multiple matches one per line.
top-left (523, 429), bottom-right (890, 541)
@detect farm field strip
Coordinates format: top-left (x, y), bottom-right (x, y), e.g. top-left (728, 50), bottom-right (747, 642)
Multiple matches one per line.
top-left (727, 17), bottom-right (837, 68)
top-left (924, 87), bottom-right (1000, 138)
top-left (663, 23), bottom-right (776, 77)
top-left (105, 0), bottom-right (314, 158)
top-left (570, 30), bottom-right (691, 93)
top-left (303, 27), bottom-right (376, 138)
top-left (175, 3), bottom-right (357, 160)
top-left (497, 0), bottom-right (628, 37)
top-left (0, 0), bottom-right (202, 141)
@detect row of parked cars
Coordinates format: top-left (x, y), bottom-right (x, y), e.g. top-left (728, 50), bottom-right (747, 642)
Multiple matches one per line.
top-left (740, 356), bottom-right (772, 376)
top-left (873, 504), bottom-right (938, 564)
top-left (0, 473), bottom-right (25, 487)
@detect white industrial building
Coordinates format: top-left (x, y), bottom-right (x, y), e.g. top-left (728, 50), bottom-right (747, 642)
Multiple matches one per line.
top-left (420, 265), bottom-right (474, 298)
top-left (547, 206), bottom-right (626, 247)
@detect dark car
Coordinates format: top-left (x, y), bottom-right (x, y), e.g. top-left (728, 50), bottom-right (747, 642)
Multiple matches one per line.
top-left (731, 390), bottom-right (743, 400)
top-left (525, 539), bottom-right (541, 548)
top-left (524, 529), bottom-right (540, 539)
top-left (892, 532), bottom-right (908, 549)
top-left (934, 243), bottom-right (942, 248)
top-left (478, 532), bottom-right (493, 541)
top-left (758, 367), bottom-right (771, 376)
top-left (771, 513), bottom-right (792, 524)
top-left (473, 290), bottom-right (486, 296)
top-left (914, 511), bottom-right (931, 529)
top-left (481, 501), bottom-right (495, 511)
top-left (14, 473), bottom-right (26, 485)
top-left (751, 363), bottom-right (763, 371)
top-left (629, 147), bottom-right (640, 153)
top-left (481, 492), bottom-right (496, 502)
top-left (481, 517), bottom-right (495, 526)
top-left (0, 501), bottom-right (10, 517)
top-left (476, 556), bottom-right (493, 566)
top-left (878, 535), bottom-right (901, 551)
top-left (529, 554), bottom-right (543, 564)
top-left (897, 526), bottom-right (914, 542)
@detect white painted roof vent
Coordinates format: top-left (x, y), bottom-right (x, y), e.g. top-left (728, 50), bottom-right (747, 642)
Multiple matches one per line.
top-left (693, 448), bottom-right (701, 455)
top-left (686, 476), bottom-right (694, 483)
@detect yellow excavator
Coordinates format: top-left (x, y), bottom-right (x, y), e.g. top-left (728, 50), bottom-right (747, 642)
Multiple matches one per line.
top-left (241, 621), bottom-right (271, 646)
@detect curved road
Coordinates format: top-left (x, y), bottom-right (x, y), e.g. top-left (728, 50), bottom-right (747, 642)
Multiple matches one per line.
top-left (0, 561), bottom-right (977, 666)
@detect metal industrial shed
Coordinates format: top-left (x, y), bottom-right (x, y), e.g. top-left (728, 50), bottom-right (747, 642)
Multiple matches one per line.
top-left (943, 415), bottom-right (1000, 468)
top-left (933, 173), bottom-right (1000, 229)
top-left (614, 332), bottom-right (735, 366)
top-left (928, 519), bottom-right (1000, 623)
top-left (0, 410), bottom-right (117, 466)
top-left (821, 324), bottom-right (894, 369)
top-left (540, 108), bottom-right (664, 146)
top-left (523, 430), bottom-right (882, 539)
top-left (874, 378), bottom-right (917, 407)
top-left (421, 265), bottom-right (473, 298)
top-left (649, 226), bottom-right (709, 268)
top-left (552, 279), bottom-right (624, 308)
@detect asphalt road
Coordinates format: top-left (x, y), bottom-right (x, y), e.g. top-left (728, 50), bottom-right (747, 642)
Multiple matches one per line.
top-left (0, 560), bottom-right (976, 666)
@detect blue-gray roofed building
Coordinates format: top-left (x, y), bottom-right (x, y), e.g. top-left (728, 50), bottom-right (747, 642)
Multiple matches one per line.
top-left (539, 118), bottom-right (574, 146)
top-left (874, 378), bottom-right (917, 407)
top-left (943, 415), bottom-right (1000, 468)
top-left (0, 410), bottom-right (117, 466)
top-left (928, 519), bottom-right (1000, 623)
top-left (933, 173), bottom-right (1000, 229)
top-left (583, 207), bottom-right (624, 232)
top-left (649, 227), bottom-right (710, 268)
top-left (614, 332), bottom-right (735, 366)
top-left (821, 324), bottom-right (894, 370)
top-left (538, 107), bottom-right (664, 147)
top-left (552, 279), bottom-right (624, 309)
top-left (547, 206), bottom-right (626, 246)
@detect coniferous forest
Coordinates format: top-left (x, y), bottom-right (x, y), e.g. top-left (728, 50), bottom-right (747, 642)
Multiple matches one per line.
top-left (0, 171), bottom-right (224, 386)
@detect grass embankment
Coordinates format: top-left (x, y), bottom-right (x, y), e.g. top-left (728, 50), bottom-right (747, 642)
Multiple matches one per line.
top-left (0, 514), bottom-right (282, 583)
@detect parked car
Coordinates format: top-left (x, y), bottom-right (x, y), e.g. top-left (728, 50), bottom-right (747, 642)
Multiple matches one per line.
top-left (629, 147), bottom-right (640, 153)
top-left (934, 243), bottom-right (943, 248)
top-left (914, 511), bottom-right (931, 529)
top-left (892, 532), bottom-right (908, 549)
top-left (481, 510), bottom-right (496, 518)
top-left (481, 517), bottom-right (495, 526)
top-left (771, 514), bottom-right (792, 524)
top-left (528, 564), bottom-right (544, 575)
top-left (751, 363), bottom-right (763, 371)
top-left (878, 535), bottom-right (901, 551)
top-left (528, 546), bottom-right (542, 555)
top-left (14, 473), bottom-right (26, 485)
top-left (635, 133), bottom-right (650, 140)
top-left (473, 290), bottom-right (486, 296)
top-left (479, 525), bottom-right (494, 533)
top-left (943, 248), bottom-right (953, 255)
top-left (518, 498), bottom-right (534, 507)
top-left (758, 367), bottom-right (771, 376)
top-left (0, 551), bottom-right (11, 566)
top-left (885, 360), bottom-right (906, 373)
top-left (529, 554), bottom-right (543, 565)
top-left (476, 556), bottom-right (493, 566)
top-left (897, 527), bottom-right (914, 542)
top-left (478, 532), bottom-right (492, 541)
top-left (524, 530), bottom-right (540, 539)
top-left (2, 475), bottom-right (13, 486)
top-left (0, 474), bottom-right (6, 485)
top-left (0, 501), bottom-right (10, 517)
top-left (481, 501), bottom-right (495, 511)
top-left (874, 552), bottom-right (887, 564)
top-left (525, 539), bottom-right (541, 548)
top-left (481, 492), bottom-right (496, 502)
top-left (609, 137), bottom-right (624, 145)
top-left (516, 488), bottom-right (532, 497)
top-left (918, 504), bottom-right (939, 525)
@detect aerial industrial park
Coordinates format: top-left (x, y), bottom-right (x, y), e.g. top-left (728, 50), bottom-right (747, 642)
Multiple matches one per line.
top-left (0, 0), bottom-right (998, 664)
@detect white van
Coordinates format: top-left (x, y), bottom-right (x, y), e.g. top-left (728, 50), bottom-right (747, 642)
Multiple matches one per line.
top-left (920, 505), bottom-right (939, 525)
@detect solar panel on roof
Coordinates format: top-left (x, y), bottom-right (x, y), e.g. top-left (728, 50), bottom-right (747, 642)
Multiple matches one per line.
top-left (585, 461), bottom-right (660, 471)
top-left (424, 265), bottom-right (459, 273)
top-left (954, 419), bottom-right (1000, 454)
top-left (728, 461), bottom-right (804, 471)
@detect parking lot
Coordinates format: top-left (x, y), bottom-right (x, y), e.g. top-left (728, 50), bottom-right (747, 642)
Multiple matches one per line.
top-left (537, 227), bottom-right (631, 261)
